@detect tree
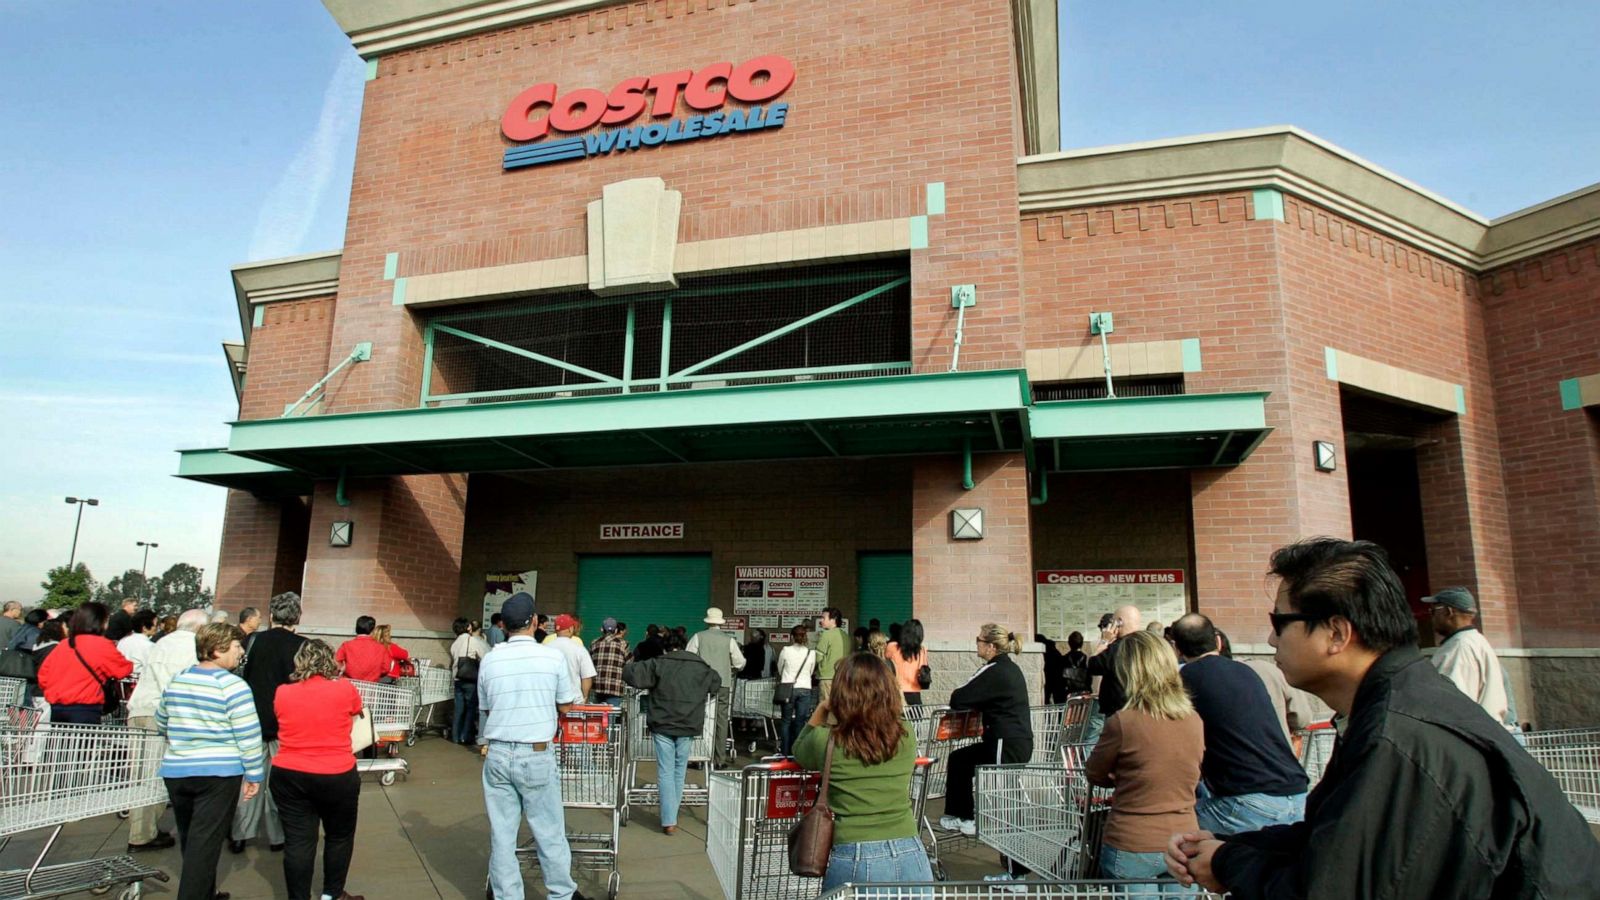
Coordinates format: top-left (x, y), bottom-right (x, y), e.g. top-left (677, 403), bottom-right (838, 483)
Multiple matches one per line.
top-left (40, 563), bottom-right (99, 609)
top-left (151, 562), bottom-right (213, 617)
top-left (98, 569), bottom-right (152, 607)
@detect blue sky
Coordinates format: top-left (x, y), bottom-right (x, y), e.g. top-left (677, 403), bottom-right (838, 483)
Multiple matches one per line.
top-left (1, 1), bottom-right (1595, 603)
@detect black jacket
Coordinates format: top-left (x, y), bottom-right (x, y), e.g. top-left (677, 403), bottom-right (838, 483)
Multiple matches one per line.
top-left (241, 627), bottom-right (307, 742)
top-left (1087, 639), bottom-right (1126, 716)
top-left (949, 653), bottom-right (1032, 743)
top-left (1212, 646), bottom-right (1600, 899)
top-left (623, 650), bottom-right (721, 738)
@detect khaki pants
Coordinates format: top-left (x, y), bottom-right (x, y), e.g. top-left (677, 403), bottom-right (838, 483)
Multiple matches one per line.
top-left (818, 680), bottom-right (832, 704)
top-left (128, 715), bottom-right (166, 844)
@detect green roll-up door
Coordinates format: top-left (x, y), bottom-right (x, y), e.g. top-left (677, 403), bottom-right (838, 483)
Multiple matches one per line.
top-left (576, 554), bottom-right (713, 645)
top-left (856, 551), bottom-right (913, 630)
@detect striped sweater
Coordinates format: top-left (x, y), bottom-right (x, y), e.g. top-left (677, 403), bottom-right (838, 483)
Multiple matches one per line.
top-left (155, 665), bottom-right (266, 782)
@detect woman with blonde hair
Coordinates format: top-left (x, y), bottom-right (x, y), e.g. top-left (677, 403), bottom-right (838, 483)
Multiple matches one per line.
top-left (1086, 629), bottom-right (1204, 880)
top-left (866, 630), bottom-right (888, 660)
top-left (272, 639), bottom-right (365, 900)
top-left (938, 624), bottom-right (1033, 860)
top-left (793, 653), bottom-right (932, 888)
top-left (372, 624), bottom-right (412, 681)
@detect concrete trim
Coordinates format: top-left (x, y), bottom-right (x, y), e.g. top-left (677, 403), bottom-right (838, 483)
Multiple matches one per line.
top-left (1558, 373), bottom-right (1600, 411)
top-left (1010, 0), bottom-right (1059, 156)
top-left (1324, 347), bottom-right (1462, 415)
top-left (1025, 339), bottom-right (1196, 382)
top-left (223, 342), bottom-right (248, 401)
top-left (396, 217), bottom-right (916, 309)
top-left (231, 250), bottom-right (343, 349)
top-left (323, 0), bottom-right (624, 57)
top-left (1017, 126), bottom-right (1600, 272)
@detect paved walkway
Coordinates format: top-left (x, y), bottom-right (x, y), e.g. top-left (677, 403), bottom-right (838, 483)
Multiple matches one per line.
top-left (0, 734), bottom-right (1003, 899)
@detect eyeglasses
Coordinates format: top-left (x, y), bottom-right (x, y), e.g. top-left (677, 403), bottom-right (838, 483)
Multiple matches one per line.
top-left (1268, 612), bottom-right (1318, 636)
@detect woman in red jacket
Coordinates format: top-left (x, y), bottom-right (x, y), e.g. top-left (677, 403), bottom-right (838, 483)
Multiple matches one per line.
top-left (373, 624), bottom-right (412, 681)
top-left (37, 602), bottom-right (133, 724)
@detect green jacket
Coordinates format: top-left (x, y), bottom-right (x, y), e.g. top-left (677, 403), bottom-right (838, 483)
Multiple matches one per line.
top-left (815, 626), bottom-right (849, 681)
top-left (793, 722), bottom-right (919, 845)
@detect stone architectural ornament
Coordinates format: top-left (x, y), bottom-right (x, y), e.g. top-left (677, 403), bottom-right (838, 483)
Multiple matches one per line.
top-left (587, 177), bottom-right (682, 296)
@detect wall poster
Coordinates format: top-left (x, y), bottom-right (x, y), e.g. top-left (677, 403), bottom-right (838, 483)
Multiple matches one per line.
top-left (1035, 569), bottom-right (1186, 641)
top-left (483, 570), bottom-right (538, 627)
top-left (733, 565), bottom-right (829, 644)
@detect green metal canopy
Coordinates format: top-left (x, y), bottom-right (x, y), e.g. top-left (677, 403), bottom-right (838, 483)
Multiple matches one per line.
top-left (176, 449), bottom-right (316, 498)
top-left (1029, 391), bottom-right (1272, 472)
top-left (191, 370), bottom-right (1033, 490)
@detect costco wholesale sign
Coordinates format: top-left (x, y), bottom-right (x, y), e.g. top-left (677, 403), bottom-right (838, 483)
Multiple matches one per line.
top-left (1034, 569), bottom-right (1187, 641)
top-left (734, 565), bottom-right (828, 644)
top-left (500, 55), bottom-right (795, 169)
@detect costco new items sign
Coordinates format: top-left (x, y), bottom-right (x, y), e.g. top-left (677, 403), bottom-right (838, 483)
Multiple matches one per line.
top-left (500, 55), bottom-right (794, 169)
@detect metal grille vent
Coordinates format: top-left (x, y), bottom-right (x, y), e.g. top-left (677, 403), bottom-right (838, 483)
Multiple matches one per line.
top-left (1032, 376), bottom-right (1186, 402)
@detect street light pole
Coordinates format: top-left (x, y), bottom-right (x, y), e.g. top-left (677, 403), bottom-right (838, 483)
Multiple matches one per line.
top-left (64, 497), bottom-right (100, 568)
top-left (137, 541), bottom-right (159, 601)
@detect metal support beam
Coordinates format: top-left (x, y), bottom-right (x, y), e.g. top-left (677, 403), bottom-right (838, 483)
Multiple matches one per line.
top-left (1210, 431), bottom-right (1236, 466)
top-left (489, 438), bottom-right (554, 468)
top-left (990, 412), bottom-right (1006, 451)
top-left (335, 466), bottom-right (351, 507)
top-left (962, 437), bottom-right (974, 490)
top-left (432, 324), bottom-right (620, 386)
top-left (358, 444), bottom-right (433, 474)
top-left (805, 422), bottom-right (840, 456)
top-left (673, 276), bottom-right (909, 379)
top-left (419, 326), bottom-right (435, 405)
top-left (659, 296), bottom-right (673, 384)
top-left (283, 342), bottom-right (372, 418)
top-left (622, 302), bottom-right (636, 394)
top-left (637, 430), bottom-right (690, 462)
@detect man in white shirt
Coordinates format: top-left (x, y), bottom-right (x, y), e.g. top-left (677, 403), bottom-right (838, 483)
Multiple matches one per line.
top-left (1426, 587), bottom-right (1512, 729)
top-left (124, 608), bottom-right (208, 852)
top-left (542, 614), bottom-right (596, 699)
top-left (116, 609), bottom-right (159, 679)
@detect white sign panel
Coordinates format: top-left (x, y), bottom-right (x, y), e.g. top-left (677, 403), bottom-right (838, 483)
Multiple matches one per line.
top-left (1034, 569), bottom-right (1186, 641)
top-left (734, 566), bottom-right (830, 644)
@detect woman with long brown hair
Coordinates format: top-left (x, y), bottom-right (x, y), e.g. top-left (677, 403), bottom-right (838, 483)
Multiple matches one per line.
top-left (793, 653), bottom-right (931, 889)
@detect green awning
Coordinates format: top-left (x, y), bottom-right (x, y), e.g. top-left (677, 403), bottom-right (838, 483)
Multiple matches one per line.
top-left (1029, 392), bottom-right (1271, 471)
top-left (176, 449), bottom-right (316, 498)
top-left (184, 371), bottom-right (1032, 489)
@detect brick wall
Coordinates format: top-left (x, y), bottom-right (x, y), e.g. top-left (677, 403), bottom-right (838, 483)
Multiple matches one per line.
top-left (327, 0), bottom-right (1028, 413)
top-left (458, 458), bottom-right (911, 620)
top-left (1481, 240), bottom-right (1600, 647)
top-left (912, 453), bottom-right (1034, 642)
top-left (301, 474), bottom-right (467, 633)
top-left (238, 296), bottom-right (336, 420)
top-left (215, 491), bottom-right (310, 607)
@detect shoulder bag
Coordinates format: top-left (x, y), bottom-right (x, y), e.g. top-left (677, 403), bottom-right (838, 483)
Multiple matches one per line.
top-left (350, 684), bottom-right (376, 753)
top-left (787, 735), bottom-right (836, 877)
top-left (454, 637), bottom-right (481, 683)
top-left (69, 637), bottom-right (122, 714)
top-left (774, 648), bottom-right (813, 706)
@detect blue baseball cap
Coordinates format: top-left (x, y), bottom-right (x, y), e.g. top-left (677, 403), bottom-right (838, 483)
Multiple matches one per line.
top-left (501, 592), bottom-right (536, 629)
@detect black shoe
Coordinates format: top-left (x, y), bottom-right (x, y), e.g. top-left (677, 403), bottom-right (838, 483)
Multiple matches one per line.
top-left (214, 893), bottom-right (231, 900)
top-left (228, 839), bottom-right (245, 854)
top-left (127, 832), bottom-right (176, 852)
top-left (269, 842), bottom-right (284, 852)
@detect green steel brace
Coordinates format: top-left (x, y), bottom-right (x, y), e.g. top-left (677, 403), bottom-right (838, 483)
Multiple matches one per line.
top-left (336, 466), bottom-right (351, 507)
top-left (962, 437), bottom-right (974, 490)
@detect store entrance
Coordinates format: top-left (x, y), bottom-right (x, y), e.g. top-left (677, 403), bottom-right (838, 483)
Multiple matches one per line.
top-left (575, 554), bottom-right (712, 644)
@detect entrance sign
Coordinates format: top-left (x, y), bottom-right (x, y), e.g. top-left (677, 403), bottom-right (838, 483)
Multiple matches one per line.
top-left (599, 523), bottom-right (685, 540)
top-left (1034, 569), bottom-right (1186, 641)
top-left (501, 54), bottom-right (795, 170)
top-left (734, 565), bottom-right (829, 644)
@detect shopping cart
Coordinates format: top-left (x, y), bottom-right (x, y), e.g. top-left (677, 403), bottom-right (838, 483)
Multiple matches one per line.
top-left (0, 722), bottom-right (170, 899)
top-left (623, 688), bottom-right (718, 823)
top-left (0, 677), bottom-right (25, 709)
top-left (497, 705), bottom-right (626, 899)
top-left (732, 677), bottom-right (780, 753)
top-left (903, 702), bottom-right (942, 744)
top-left (916, 708), bottom-right (985, 875)
top-left (1060, 694), bottom-right (1096, 745)
top-left (1028, 703), bottom-right (1073, 765)
top-left (1294, 720), bottom-right (1337, 788)
top-left (1522, 725), bottom-right (1600, 749)
top-left (817, 880), bottom-right (1228, 899)
top-left (352, 679), bottom-right (416, 786)
top-left (397, 663), bottom-right (453, 743)
top-left (975, 743), bottom-right (1113, 880)
top-left (1525, 735), bottom-right (1600, 824)
top-left (708, 757), bottom-right (934, 900)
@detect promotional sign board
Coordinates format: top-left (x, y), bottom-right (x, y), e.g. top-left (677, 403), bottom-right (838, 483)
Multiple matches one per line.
top-left (765, 773), bottom-right (821, 819)
top-left (733, 565), bottom-right (828, 644)
top-left (1034, 569), bottom-right (1186, 641)
top-left (483, 570), bottom-right (538, 626)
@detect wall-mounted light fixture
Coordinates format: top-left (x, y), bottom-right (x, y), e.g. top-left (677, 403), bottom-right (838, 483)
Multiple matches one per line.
top-left (330, 521), bottom-right (354, 547)
top-left (951, 508), bottom-right (984, 540)
top-left (1313, 441), bottom-right (1337, 472)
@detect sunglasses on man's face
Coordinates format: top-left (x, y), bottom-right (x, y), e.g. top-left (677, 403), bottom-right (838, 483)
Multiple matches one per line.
top-left (1268, 612), bottom-right (1318, 636)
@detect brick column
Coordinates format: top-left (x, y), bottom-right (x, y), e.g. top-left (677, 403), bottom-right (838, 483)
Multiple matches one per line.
top-left (912, 453), bottom-right (1034, 642)
top-left (215, 491), bottom-right (309, 607)
top-left (301, 474), bottom-right (467, 634)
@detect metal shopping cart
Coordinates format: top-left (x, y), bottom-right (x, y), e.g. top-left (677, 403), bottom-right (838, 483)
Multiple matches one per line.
top-left (398, 663), bottom-right (453, 743)
top-left (732, 677), bottom-right (780, 753)
top-left (1523, 725), bottom-right (1600, 749)
top-left (975, 743), bottom-right (1113, 880)
top-left (1525, 734), bottom-right (1600, 824)
top-left (817, 880), bottom-right (1228, 899)
top-left (916, 708), bottom-right (985, 875)
top-left (708, 757), bottom-right (934, 900)
top-left (1060, 694), bottom-right (1096, 745)
top-left (1028, 703), bottom-right (1072, 765)
top-left (496, 705), bottom-right (626, 899)
top-left (0, 677), bottom-right (26, 710)
top-left (1294, 720), bottom-right (1337, 788)
top-left (0, 722), bottom-right (171, 899)
top-left (903, 702), bottom-right (942, 744)
top-left (623, 688), bottom-right (718, 823)
top-left (352, 679), bottom-right (416, 785)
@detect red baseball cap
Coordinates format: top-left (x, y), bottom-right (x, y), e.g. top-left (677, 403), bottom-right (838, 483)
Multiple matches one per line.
top-left (554, 613), bottom-right (578, 631)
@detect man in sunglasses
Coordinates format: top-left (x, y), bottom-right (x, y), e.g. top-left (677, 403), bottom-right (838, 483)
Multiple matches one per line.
top-left (1166, 537), bottom-right (1598, 899)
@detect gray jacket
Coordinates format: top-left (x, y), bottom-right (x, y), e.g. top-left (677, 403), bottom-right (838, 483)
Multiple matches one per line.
top-left (623, 651), bottom-right (722, 737)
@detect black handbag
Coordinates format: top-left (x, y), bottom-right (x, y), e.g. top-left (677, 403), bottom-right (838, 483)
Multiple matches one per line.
top-left (0, 648), bottom-right (38, 681)
top-left (774, 649), bottom-right (813, 705)
top-left (454, 639), bottom-right (481, 683)
top-left (916, 663), bottom-right (932, 690)
top-left (787, 735), bottom-right (835, 877)
top-left (70, 638), bottom-right (122, 714)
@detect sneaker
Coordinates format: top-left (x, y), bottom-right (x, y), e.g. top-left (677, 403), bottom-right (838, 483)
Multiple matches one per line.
top-left (982, 873), bottom-right (1026, 893)
top-left (937, 815), bottom-right (962, 831)
top-left (959, 818), bottom-right (976, 836)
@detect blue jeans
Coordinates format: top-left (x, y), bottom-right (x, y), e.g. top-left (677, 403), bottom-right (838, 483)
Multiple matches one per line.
top-left (779, 689), bottom-right (815, 757)
top-left (653, 732), bottom-right (694, 827)
top-left (452, 682), bottom-right (478, 744)
top-left (1100, 844), bottom-right (1195, 894)
top-left (820, 836), bottom-right (933, 892)
top-left (483, 742), bottom-right (575, 900)
top-left (1195, 791), bottom-right (1306, 835)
